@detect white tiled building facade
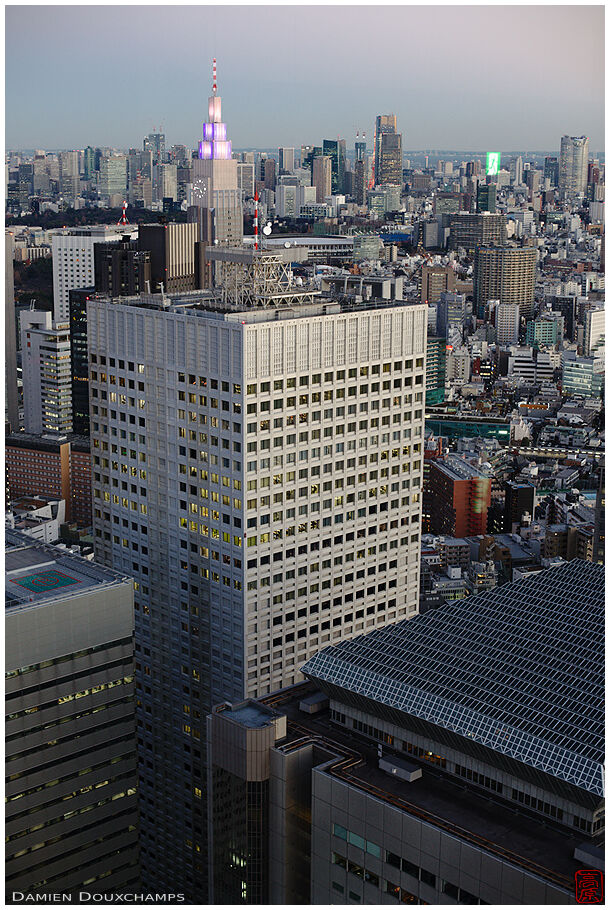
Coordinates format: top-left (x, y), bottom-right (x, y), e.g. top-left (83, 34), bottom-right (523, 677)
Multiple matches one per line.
top-left (87, 295), bottom-right (427, 896)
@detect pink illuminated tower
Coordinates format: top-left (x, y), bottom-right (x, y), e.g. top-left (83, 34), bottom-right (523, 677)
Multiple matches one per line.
top-left (198, 57), bottom-right (233, 162)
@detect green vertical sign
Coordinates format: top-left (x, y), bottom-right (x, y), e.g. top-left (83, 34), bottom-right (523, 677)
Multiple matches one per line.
top-left (486, 152), bottom-right (500, 176)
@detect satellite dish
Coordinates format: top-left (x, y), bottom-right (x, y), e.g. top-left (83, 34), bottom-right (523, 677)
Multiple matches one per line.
top-left (263, 222), bottom-right (272, 236)
top-left (284, 241), bottom-right (291, 248)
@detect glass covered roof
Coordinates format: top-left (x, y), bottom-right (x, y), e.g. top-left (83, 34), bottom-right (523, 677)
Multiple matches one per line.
top-left (302, 560), bottom-right (604, 796)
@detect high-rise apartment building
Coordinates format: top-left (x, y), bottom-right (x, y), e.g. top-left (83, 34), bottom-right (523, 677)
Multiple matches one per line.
top-left (87, 252), bottom-right (427, 899)
top-left (51, 226), bottom-right (135, 323)
top-left (313, 155), bottom-right (332, 203)
top-left (5, 530), bottom-right (139, 900)
top-left (559, 135), bottom-right (589, 197)
top-left (374, 114), bottom-right (397, 185)
top-left (377, 131), bottom-right (403, 186)
top-left (495, 300), bottom-right (520, 345)
top-left (474, 245), bottom-right (537, 318)
top-left (428, 455), bottom-right (491, 536)
top-left (278, 147), bottom-right (295, 174)
top-left (21, 310), bottom-right (72, 436)
top-left (425, 336), bottom-right (446, 406)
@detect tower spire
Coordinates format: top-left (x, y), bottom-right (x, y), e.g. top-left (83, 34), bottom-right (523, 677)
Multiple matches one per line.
top-left (212, 57), bottom-right (217, 94)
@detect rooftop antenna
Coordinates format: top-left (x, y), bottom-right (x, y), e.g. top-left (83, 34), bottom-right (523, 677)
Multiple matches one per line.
top-left (254, 190), bottom-right (259, 251)
top-left (117, 200), bottom-right (129, 226)
top-left (212, 57), bottom-right (217, 94)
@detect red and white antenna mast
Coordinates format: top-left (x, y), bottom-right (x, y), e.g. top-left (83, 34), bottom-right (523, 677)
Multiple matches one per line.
top-left (117, 200), bottom-right (129, 227)
top-left (254, 190), bottom-right (259, 251)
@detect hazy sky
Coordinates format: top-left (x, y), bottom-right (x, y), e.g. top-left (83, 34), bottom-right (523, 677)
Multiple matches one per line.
top-left (5, 4), bottom-right (605, 152)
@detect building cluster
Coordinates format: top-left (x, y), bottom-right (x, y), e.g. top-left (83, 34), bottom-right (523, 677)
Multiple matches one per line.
top-left (4, 60), bottom-right (604, 906)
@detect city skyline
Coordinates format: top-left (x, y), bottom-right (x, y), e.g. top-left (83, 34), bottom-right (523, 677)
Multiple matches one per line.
top-left (6, 5), bottom-right (605, 151)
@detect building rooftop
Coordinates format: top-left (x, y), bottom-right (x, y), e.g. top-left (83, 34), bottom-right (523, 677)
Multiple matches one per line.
top-left (5, 530), bottom-right (130, 613)
top-left (302, 560), bottom-right (604, 798)
top-left (262, 684), bottom-right (589, 892)
top-left (434, 455), bottom-right (491, 481)
top-left (216, 700), bottom-right (278, 729)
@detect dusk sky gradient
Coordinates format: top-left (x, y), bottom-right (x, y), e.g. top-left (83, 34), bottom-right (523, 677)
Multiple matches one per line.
top-left (5, 4), bottom-right (605, 153)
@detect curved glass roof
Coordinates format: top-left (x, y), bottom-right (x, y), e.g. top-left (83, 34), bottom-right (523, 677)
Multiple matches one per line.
top-left (302, 560), bottom-right (604, 796)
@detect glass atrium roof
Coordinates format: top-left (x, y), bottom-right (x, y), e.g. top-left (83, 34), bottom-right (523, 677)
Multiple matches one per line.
top-left (302, 560), bottom-right (604, 796)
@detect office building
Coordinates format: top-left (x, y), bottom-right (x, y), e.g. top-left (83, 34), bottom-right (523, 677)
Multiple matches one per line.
top-left (476, 182), bottom-right (496, 213)
top-left (377, 132), bottom-right (402, 186)
top-left (189, 60), bottom-right (243, 249)
top-left (313, 155), bottom-right (332, 203)
top-left (158, 162), bottom-right (178, 202)
top-left (354, 134), bottom-right (366, 163)
top-left (21, 311), bottom-right (72, 436)
top-left (88, 252), bottom-right (427, 899)
top-left (428, 455), bottom-right (491, 536)
top-left (98, 156), bottom-right (128, 199)
top-left (374, 114), bottom-right (397, 185)
top-left (525, 313), bottom-right (563, 349)
top-left (5, 531), bottom-right (139, 899)
top-left (544, 156), bottom-right (559, 186)
top-left (495, 301), bottom-right (520, 344)
top-left (561, 353), bottom-right (604, 399)
top-left (420, 264), bottom-right (456, 305)
top-left (6, 230), bottom-right (20, 431)
top-left (93, 237), bottom-right (151, 299)
top-left (551, 295), bottom-right (579, 342)
top-left (474, 245), bottom-right (537, 318)
top-left (59, 150), bottom-right (80, 200)
top-left (504, 481), bottom-right (535, 531)
top-left (425, 336), bottom-right (446, 406)
top-left (353, 159), bottom-right (366, 205)
top-left (207, 559), bottom-right (603, 905)
top-left (237, 162), bottom-right (254, 199)
top-left (137, 222), bottom-right (201, 293)
top-left (449, 213), bottom-right (507, 256)
top-left (559, 135), bottom-right (589, 197)
top-left (275, 184), bottom-right (299, 218)
top-left (51, 226), bottom-right (134, 323)
top-left (278, 147), bottom-right (294, 174)
top-left (322, 139), bottom-right (346, 195)
top-left (6, 434), bottom-right (92, 526)
top-left (143, 130), bottom-right (166, 164)
top-left (583, 307), bottom-right (605, 356)
top-left (263, 157), bottom-right (276, 191)
top-left (436, 291), bottom-right (467, 338)
top-left (509, 155), bottom-right (523, 186)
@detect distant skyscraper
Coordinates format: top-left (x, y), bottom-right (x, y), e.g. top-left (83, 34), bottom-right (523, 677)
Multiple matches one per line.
top-left (476, 182), bottom-right (496, 213)
top-left (143, 128), bottom-right (166, 164)
top-left (559, 135), bottom-right (589, 196)
top-left (278, 147), bottom-right (295, 173)
top-left (264, 157), bottom-right (277, 190)
top-left (322, 139), bottom-right (346, 194)
top-left (374, 114), bottom-right (397, 185)
top-left (313, 155), bottom-right (332, 202)
top-left (474, 246), bottom-right (537, 319)
top-left (97, 155), bottom-right (128, 199)
top-left (355, 133), bottom-right (366, 162)
top-left (6, 530), bottom-right (139, 899)
top-left (189, 59), bottom-right (243, 250)
top-left (510, 155), bottom-right (523, 186)
top-left (544, 155), bottom-right (559, 186)
top-left (378, 131), bottom-right (403, 186)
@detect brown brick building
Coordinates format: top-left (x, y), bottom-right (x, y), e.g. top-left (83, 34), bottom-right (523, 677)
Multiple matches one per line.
top-left (6, 434), bottom-right (91, 526)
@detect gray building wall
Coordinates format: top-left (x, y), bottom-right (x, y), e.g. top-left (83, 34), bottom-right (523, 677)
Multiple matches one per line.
top-left (5, 558), bottom-right (138, 899)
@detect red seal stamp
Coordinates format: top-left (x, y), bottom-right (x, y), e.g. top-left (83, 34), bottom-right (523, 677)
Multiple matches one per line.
top-left (575, 869), bottom-right (604, 904)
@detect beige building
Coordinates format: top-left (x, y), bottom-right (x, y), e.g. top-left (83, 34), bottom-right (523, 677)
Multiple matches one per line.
top-left (313, 155), bottom-right (332, 203)
top-left (474, 245), bottom-right (537, 318)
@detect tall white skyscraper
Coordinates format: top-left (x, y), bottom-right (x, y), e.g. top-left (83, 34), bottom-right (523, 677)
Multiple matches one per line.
top-left (88, 251), bottom-right (427, 899)
top-left (21, 310), bottom-right (72, 435)
top-left (559, 135), bottom-right (589, 197)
